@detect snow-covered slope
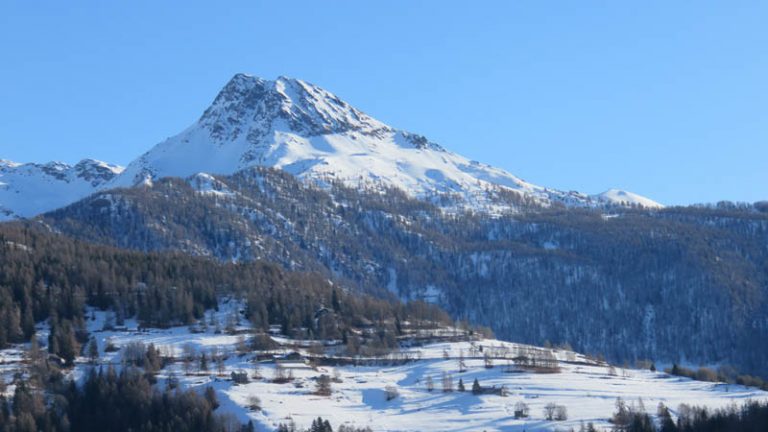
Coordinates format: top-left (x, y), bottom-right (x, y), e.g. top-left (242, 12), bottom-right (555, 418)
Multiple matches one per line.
top-left (0, 74), bottom-right (661, 219)
top-left (592, 188), bottom-right (663, 208)
top-left (0, 159), bottom-right (123, 221)
top-left (4, 301), bottom-right (762, 432)
top-left (109, 74), bottom-right (661, 211)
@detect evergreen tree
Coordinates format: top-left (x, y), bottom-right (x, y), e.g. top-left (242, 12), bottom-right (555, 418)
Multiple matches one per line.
top-left (671, 363), bottom-right (681, 376)
top-left (657, 403), bottom-right (677, 432)
top-left (472, 378), bottom-right (481, 394)
top-left (331, 289), bottom-right (341, 313)
top-left (310, 417), bottom-right (333, 432)
top-left (87, 337), bottom-right (99, 364)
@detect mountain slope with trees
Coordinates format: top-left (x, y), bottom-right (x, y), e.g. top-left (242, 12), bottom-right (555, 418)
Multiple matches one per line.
top-left (36, 167), bottom-right (768, 377)
top-left (0, 221), bottom-right (452, 362)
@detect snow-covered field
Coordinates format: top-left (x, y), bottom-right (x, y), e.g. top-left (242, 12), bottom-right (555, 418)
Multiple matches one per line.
top-left (2, 301), bottom-right (765, 432)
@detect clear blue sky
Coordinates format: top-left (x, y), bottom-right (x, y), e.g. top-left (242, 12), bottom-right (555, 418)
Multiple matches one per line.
top-left (1, 1), bottom-right (766, 205)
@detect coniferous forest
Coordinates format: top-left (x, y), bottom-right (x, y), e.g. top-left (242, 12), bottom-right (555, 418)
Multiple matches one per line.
top-left (0, 222), bottom-right (451, 361)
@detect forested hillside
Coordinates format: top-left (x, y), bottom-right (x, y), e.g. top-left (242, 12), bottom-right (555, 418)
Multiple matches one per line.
top-left (36, 167), bottom-right (768, 377)
top-left (0, 222), bottom-right (451, 362)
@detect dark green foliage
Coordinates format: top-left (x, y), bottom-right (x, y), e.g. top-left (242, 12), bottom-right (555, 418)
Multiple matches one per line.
top-left (657, 403), bottom-right (676, 432)
top-left (87, 337), bottom-right (99, 363)
top-left (471, 378), bottom-right (481, 394)
top-left (310, 417), bottom-right (333, 432)
top-left (0, 367), bottom-right (234, 432)
top-left (610, 400), bottom-right (768, 432)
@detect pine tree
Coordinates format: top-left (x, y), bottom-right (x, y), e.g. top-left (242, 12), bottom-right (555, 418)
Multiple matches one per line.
top-left (55, 320), bottom-right (80, 365)
top-left (458, 378), bottom-right (465, 392)
top-left (87, 337), bottom-right (99, 364)
top-left (310, 417), bottom-right (332, 432)
top-left (331, 289), bottom-right (341, 313)
top-left (472, 378), bottom-right (481, 394)
top-left (657, 402), bottom-right (677, 432)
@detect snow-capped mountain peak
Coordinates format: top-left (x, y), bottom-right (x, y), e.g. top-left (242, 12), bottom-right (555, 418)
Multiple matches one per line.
top-left (1, 74), bottom-right (662, 219)
top-left (0, 158), bottom-right (123, 220)
top-left (109, 74), bottom-right (660, 211)
top-left (592, 188), bottom-right (663, 208)
top-left (199, 74), bottom-right (389, 144)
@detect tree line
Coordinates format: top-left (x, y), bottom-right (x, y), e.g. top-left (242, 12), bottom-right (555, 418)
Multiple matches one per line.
top-left (609, 397), bottom-right (768, 432)
top-left (0, 366), bottom-right (241, 432)
top-left (0, 222), bottom-right (452, 364)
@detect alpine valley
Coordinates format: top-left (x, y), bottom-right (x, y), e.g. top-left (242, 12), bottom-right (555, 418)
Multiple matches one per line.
top-left (2, 74), bottom-right (768, 432)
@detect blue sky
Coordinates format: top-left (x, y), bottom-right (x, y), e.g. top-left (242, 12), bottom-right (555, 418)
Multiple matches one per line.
top-left (1, 1), bottom-right (766, 205)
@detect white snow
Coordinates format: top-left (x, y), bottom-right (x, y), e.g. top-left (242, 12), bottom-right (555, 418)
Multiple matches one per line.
top-left (3, 300), bottom-right (763, 432)
top-left (1, 75), bottom-right (662, 220)
top-left (0, 159), bottom-right (123, 220)
top-left (105, 75), bottom-right (663, 215)
top-left (592, 189), bottom-right (663, 209)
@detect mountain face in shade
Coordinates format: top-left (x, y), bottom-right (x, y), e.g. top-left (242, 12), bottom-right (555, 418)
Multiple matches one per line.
top-left (0, 74), bottom-right (661, 220)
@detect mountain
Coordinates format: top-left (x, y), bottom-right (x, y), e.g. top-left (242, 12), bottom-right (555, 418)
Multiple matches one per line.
top-left (593, 188), bottom-right (664, 208)
top-left (110, 73), bottom-right (662, 210)
top-left (0, 159), bottom-right (123, 221)
top-left (0, 74), bottom-right (660, 220)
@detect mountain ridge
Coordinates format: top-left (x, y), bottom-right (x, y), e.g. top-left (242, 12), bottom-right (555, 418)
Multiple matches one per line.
top-left (1, 74), bottom-right (661, 220)
top-left (0, 158), bottom-right (123, 220)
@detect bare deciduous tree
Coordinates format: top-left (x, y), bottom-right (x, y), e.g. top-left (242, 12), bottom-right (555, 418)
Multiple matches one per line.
top-left (442, 372), bottom-right (453, 392)
top-left (514, 401), bottom-right (530, 418)
top-left (316, 374), bottom-right (332, 396)
top-left (385, 385), bottom-right (399, 401)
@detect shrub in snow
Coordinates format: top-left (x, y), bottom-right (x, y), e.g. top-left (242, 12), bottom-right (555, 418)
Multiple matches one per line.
top-left (514, 401), bottom-right (530, 418)
top-left (231, 370), bottom-right (249, 384)
top-left (248, 395), bottom-right (261, 411)
top-left (316, 374), bottom-right (332, 396)
top-left (543, 402), bottom-right (568, 421)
